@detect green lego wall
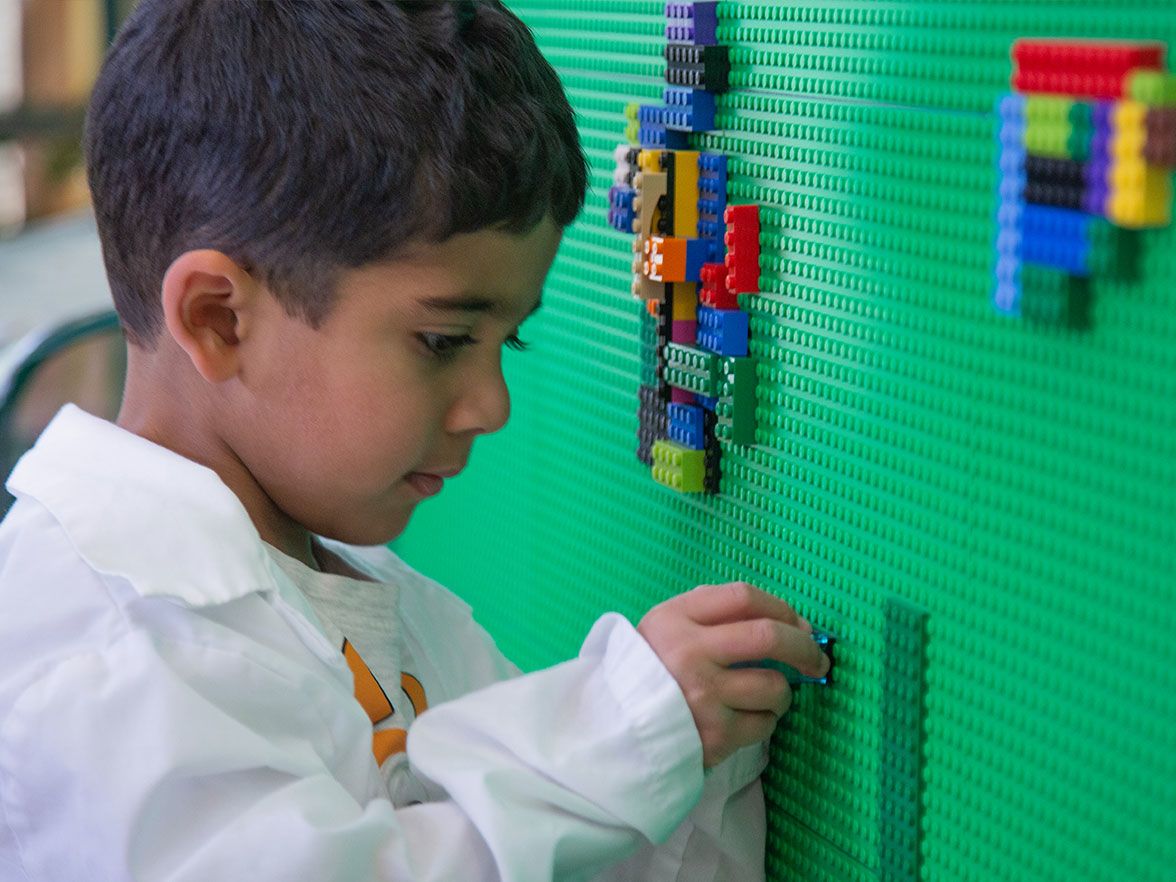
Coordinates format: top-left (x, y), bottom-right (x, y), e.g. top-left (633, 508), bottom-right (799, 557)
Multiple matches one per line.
top-left (396, 3), bottom-right (1176, 880)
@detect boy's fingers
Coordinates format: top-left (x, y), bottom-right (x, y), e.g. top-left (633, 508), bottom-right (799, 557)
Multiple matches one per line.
top-left (717, 667), bottom-right (793, 716)
top-left (727, 709), bottom-right (781, 751)
top-left (682, 582), bottom-right (803, 628)
top-left (706, 618), bottom-right (830, 677)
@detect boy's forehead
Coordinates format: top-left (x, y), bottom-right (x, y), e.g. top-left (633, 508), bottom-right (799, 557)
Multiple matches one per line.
top-left (346, 219), bottom-right (561, 320)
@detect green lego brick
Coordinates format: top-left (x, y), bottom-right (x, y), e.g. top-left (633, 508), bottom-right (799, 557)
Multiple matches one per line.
top-left (880, 597), bottom-right (929, 882)
top-left (1129, 70), bottom-right (1176, 107)
top-left (715, 356), bottom-right (758, 445)
top-left (663, 342), bottom-right (719, 397)
top-left (651, 438), bottom-right (705, 493)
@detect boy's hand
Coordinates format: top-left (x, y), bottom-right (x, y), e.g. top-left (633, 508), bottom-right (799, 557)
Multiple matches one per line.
top-left (637, 582), bottom-right (830, 769)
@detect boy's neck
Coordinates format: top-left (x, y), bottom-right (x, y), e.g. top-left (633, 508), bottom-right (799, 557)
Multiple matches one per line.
top-left (117, 350), bottom-right (320, 571)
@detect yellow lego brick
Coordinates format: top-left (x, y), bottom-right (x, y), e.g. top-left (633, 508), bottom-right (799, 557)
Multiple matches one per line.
top-left (1111, 126), bottom-right (1147, 161)
top-left (1113, 99), bottom-right (1147, 132)
top-left (637, 149), bottom-right (662, 174)
top-left (670, 283), bottom-right (697, 321)
top-left (1108, 164), bottom-right (1172, 228)
top-left (666, 150), bottom-right (700, 238)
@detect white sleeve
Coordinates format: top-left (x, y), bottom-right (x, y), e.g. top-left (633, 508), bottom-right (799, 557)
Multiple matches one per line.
top-left (0, 616), bottom-right (702, 882)
top-left (590, 742), bottom-right (769, 882)
top-left (400, 590), bottom-right (770, 882)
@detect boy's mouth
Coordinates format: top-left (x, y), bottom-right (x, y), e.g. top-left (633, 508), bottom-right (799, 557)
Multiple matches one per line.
top-left (404, 463), bottom-right (464, 497)
top-left (405, 472), bottom-right (446, 497)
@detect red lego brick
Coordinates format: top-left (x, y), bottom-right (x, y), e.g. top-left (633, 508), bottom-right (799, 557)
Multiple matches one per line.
top-left (700, 261), bottom-right (739, 309)
top-left (723, 205), bottom-right (760, 295)
top-left (1012, 40), bottom-right (1164, 76)
top-left (1013, 69), bottom-right (1132, 100)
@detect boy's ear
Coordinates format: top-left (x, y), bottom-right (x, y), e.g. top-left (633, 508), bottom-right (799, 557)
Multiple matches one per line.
top-left (161, 250), bottom-right (259, 383)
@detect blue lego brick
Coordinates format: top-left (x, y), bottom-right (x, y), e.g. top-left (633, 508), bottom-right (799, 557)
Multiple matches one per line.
top-left (667, 402), bottom-right (706, 449)
top-left (696, 307), bottom-right (749, 356)
top-left (607, 185), bottom-right (636, 234)
top-left (663, 87), bottom-right (716, 133)
top-left (1019, 205), bottom-right (1092, 275)
top-left (697, 152), bottom-right (728, 262)
top-left (665, 1), bottom-right (718, 46)
top-left (1022, 233), bottom-right (1092, 275)
top-left (1021, 204), bottom-right (1092, 243)
top-left (696, 394), bottom-right (717, 411)
top-left (729, 629), bottom-right (836, 686)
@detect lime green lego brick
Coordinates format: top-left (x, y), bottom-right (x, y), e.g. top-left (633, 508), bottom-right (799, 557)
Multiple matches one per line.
top-left (651, 439), bottom-right (705, 493)
top-left (1129, 70), bottom-right (1176, 107)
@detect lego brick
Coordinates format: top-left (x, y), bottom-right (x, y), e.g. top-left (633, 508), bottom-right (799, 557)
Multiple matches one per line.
top-left (661, 149), bottom-right (700, 239)
top-left (699, 261), bottom-right (739, 310)
top-left (636, 384), bottom-right (667, 466)
top-left (663, 87), bottom-right (716, 133)
top-left (667, 402), bottom-right (706, 449)
top-left (664, 1), bottom-right (718, 46)
top-left (642, 235), bottom-right (707, 283)
top-left (1107, 161), bottom-right (1172, 228)
top-left (663, 341), bottom-right (718, 397)
top-left (665, 43), bottom-right (730, 93)
top-left (670, 282), bottom-right (698, 322)
top-left (651, 439), bottom-right (705, 493)
top-left (1128, 70), bottom-right (1176, 107)
top-left (612, 143), bottom-right (635, 186)
top-left (1144, 107), bottom-right (1176, 167)
top-left (623, 102), bottom-right (640, 147)
top-left (879, 596), bottom-right (929, 882)
top-left (670, 318), bottom-right (697, 344)
top-left (697, 152), bottom-right (728, 261)
top-left (733, 629), bottom-right (836, 686)
top-left (607, 184), bottom-right (636, 234)
top-left (696, 306), bottom-right (749, 356)
top-left (702, 420), bottom-right (721, 493)
top-left (1022, 96), bottom-right (1093, 160)
top-left (1012, 39), bottom-right (1165, 77)
top-left (631, 168), bottom-right (668, 240)
top-left (723, 205), bottom-right (761, 294)
top-left (638, 103), bottom-right (690, 150)
top-left (714, 356), bottom-right (757, 446)
top-left (669, 387), bottom-right (695, 405)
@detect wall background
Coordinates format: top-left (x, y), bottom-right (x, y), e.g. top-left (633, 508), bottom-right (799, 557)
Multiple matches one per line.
top-left (397, 3), bottom-right (1176, 880)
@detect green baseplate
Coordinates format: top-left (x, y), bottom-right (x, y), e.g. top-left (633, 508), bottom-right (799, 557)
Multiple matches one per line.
top-left (396, 3), bottom-right (1176, 880)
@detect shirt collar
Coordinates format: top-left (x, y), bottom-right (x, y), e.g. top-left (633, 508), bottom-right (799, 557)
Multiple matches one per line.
top-left (6, 404), bottom-right (278, 608)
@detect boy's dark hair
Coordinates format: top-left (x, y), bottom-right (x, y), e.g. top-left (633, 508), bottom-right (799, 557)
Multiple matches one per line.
top-left (85, 0), bottom-right (586, 348)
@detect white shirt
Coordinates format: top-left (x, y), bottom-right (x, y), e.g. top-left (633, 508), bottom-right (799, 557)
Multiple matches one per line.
top-left (0, 405), bottom-right (767, 881)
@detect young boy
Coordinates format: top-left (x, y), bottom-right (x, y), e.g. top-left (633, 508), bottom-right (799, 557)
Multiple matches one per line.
top-left (0, 2), bottom-right (828, 880)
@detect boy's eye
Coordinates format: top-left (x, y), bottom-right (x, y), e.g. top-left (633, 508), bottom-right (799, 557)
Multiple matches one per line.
top-left (415, 331), bottom-right (530, 360)
top-left (417, 332), bottom-right (476, 359)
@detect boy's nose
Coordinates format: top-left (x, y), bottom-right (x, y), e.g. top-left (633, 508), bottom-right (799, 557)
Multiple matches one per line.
top-left (446, 365), bottom-right (511, 437)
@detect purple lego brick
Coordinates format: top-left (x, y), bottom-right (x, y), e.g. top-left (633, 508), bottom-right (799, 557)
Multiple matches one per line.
top-left (670, 387), bottom-right (696, 405)
top-left (665, 1), bottom-right (718, 46)
top-left (671, 319), bottom-right (698, 344)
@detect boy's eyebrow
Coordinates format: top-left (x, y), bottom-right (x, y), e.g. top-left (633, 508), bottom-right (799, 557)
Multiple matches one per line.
top-left (418, 295), bottom-right (543, 318)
